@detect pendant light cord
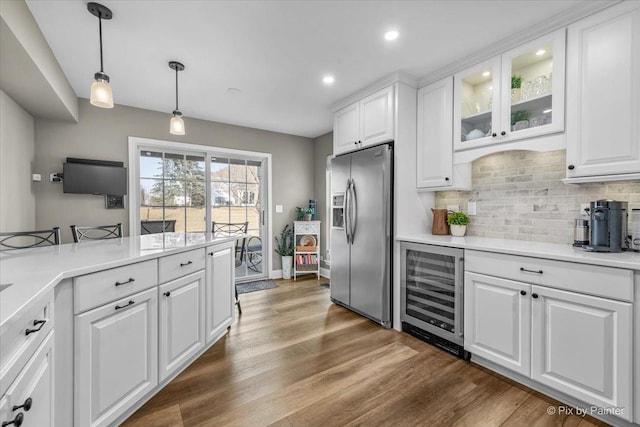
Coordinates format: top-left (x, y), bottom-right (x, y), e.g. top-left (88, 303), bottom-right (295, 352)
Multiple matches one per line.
top-left (175, 68), bottom-right (180, 111)
top-left (98, 14), bottom-right (104, 73)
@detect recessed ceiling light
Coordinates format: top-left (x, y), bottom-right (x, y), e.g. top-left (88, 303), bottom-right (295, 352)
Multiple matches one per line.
top-left (323, 75), bottom-right (335, 85)
top-left (384, 30), bottom-right (399, 41)
top-left (482, 71), bottom-right (491, 77)
top-left (536, 49), bottom-right (546, 56)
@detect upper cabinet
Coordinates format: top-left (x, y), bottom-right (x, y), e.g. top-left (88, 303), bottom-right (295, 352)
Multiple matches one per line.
top-left (565, 2), bottom-right (640, 182)
top-left (454, 30), bottom-right (566, 153)
top-left (417, 77), bottom-right (471, 190)
top-left (333, 85), bottom-right (394, 155)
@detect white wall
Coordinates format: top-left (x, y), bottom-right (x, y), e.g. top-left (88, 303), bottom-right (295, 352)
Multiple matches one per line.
top-left (0, 90), bottom-right (36, 231)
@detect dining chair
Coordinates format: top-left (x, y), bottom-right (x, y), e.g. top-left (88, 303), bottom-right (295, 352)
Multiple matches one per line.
top-left (141, 220), bottom-right (176, 235)
top-left (212, 221), bottom-right (248, 314)
top-left (70, 223), bottom-right (122, 242)
top-left (0, 227), bottom-right (61, 250)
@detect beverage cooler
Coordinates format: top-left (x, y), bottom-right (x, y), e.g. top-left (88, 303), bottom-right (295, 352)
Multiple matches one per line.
top-left (400, 242), bottom-right (469, 359)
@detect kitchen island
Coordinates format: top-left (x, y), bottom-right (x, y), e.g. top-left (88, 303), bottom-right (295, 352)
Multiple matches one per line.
top-left (0, 232), bottom-right (244, 427)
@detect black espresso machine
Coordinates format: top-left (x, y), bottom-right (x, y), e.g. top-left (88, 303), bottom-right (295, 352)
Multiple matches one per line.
top-left (583, 200), bottom-right (628, 253)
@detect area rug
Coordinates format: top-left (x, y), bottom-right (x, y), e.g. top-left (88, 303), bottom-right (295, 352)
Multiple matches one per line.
top-left (237, 280), bottom-right (279, 294)
top-left (320, 283), bottom-right (330, 289)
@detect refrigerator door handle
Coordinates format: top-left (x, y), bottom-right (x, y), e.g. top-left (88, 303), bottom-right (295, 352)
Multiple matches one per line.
top-left (350, 179), bottom-right (358, 244)
top-left (344, 179), bottom-right (351, 244)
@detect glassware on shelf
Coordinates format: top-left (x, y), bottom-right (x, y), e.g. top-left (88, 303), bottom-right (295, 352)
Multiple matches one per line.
top-left (514, 120), bottom-right (529, 131)
top-left (533, 75), bottom-right (549, 96)
top-left (529, 116), bottom-right (544, 128)
top-left (521, 80), bottom-right (532, 100)
top-left (511, 89), bottom-right (521, 103)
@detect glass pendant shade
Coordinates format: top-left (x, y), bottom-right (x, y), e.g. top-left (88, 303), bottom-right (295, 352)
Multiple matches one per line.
top-left (90, 79), bottom-right (114, 108)
top-left (170, 114), bottom-right (185, 135)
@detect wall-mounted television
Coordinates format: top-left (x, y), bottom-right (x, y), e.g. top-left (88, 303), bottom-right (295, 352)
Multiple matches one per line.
top-left (63, 158), bottom-right (127, 196)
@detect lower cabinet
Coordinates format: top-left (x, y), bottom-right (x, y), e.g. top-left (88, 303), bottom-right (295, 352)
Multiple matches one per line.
top-left (159, 271), bottom-right (205, 382)
top-left (531, 285), bottom-right (633, 417)
top-left (206, 243), bottom-right (234, 344)
top-left (1, 332), bottom-right (54, 427)
top-left (464, 272), bottom-right (531, 376)
top-left (75, 287), bottom-right (158, 427)
top-left (465, 271), bottom-right (633, 422)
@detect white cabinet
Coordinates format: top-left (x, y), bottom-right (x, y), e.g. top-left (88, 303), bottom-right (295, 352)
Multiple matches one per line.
top-left (454, 30), bottom-right (565, 153)
top-left (531, 285), bottom-right (633, 418)
top-left (75, 287), bottom-right (158, 427)
top-left (465, 251), bottom-right (634, 422)
top-left (464, 272), bottom-right (531, 377)
top-left (417, 77), bottom-right (471, 190)
top-left (205, 242), bottom-right (235, 344)
top-left (566, 2), bottom-right (640, 181)
top-left (333, 86), bottom-right (394, 155)
top-left (293, 221), bottom-right (320, 280)
top-left (2, 332), bottom-right (54, 427)
top-left (159, 271), bottom-right (205, 382)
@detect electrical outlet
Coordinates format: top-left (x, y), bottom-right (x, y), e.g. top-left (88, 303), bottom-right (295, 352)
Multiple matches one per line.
top-left (32, 174), bottom-right (41, 182)
top-left (468, 201), bottom-right (477, 216)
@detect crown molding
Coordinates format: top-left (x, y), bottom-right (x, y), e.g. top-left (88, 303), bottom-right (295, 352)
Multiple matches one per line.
top-left (418, 0), bottom-right (621, 88)
top-left (329, 70), bottom-right (418, 112)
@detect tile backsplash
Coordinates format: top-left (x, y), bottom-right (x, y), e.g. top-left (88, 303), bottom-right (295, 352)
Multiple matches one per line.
top-left (435, 150), bottom-right (640, 244)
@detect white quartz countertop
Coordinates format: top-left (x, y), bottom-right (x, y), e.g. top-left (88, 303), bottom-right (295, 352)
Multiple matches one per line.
top-left (0, 232), bottom-right (245, 332)
top-left (396, 234), bottom-right (640, 270)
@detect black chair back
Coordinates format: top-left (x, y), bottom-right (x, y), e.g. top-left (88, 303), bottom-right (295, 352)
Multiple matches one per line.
top-left (71, 223), bottom-right (122, 242)
top-left (141, 220), bottom-right (176, 235)
top-left (212, 222), bottom-right (248, 267)
top-left (0, 227), bottom-right (61, 250)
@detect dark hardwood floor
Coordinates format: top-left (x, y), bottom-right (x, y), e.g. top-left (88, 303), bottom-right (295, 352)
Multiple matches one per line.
top-left (122, 276), bottom-right (609, 427)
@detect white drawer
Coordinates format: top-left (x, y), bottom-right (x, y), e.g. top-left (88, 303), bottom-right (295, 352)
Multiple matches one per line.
top-left (465, 250), bottom-right (634, 302)
top-left (0, 292), bottom-right (53, 396)
top-left (74, 260), bottom-right (158, 314)
top-left (158, 249), bottom-right (205, 283)
top-left (294, 221), bottom-right (320, 234)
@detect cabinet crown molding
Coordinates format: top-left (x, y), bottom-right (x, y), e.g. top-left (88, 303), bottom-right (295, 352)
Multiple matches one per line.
top-left (330, 71), bottom-right (417, 112)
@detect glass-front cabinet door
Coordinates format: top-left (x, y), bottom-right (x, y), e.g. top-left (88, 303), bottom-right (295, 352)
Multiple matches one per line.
top-left (454, 29), bottom-right (565, 152)
top-left (500, 29), bottom-right (565, 141)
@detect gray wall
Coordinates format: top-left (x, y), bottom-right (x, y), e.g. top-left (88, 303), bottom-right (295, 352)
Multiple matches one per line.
top-left (435, 150), bottom-right (640, 244)
top-left (34, 99), bottom-right (315, 271)
top-left (1, 90), bottom-right (35, 231)
top-left (312, 132), bottom-right (333, 270)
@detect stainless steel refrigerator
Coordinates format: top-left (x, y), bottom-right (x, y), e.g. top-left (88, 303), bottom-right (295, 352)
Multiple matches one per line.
top-left (330, 143), bottom-right (392, 328)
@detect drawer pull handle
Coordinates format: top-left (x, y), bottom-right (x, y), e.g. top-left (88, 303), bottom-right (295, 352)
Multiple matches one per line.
top-left (520, 267), bottom-right (543, 274)
top-left (2, 413), bottom-right (23, 427)
top-left (115, 300), bottom-right (135, 310)
top-left (180, 261), bottom-right (193, 267)
top-left (25, 319), bottom-right (46, 336)
top-left (164, 291), bottom-right (171, 297)
top-left (12, 398), bottom-right (32, 412)
top-left (115, 277), bottom-right (135, 286)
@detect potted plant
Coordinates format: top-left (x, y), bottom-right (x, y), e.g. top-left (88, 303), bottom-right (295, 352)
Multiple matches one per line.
top-left (511, 74), bottom-right (522, 102)
top-left (275, 224), bottom-right (294, 279)
top-left (447, 211), bottom-right (469, 237)
top-left (301, 207), bottom-right (313, 221)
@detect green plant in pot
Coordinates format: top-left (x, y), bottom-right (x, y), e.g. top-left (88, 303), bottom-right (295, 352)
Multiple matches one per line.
top-left (275, 224), bottom-right (294, 279)
top-left (301, 207), bottom-right (313, 221)
top-left (511, 74), bottom-right (523, 103)
top-left (447, 211), bottom-right (469, 237)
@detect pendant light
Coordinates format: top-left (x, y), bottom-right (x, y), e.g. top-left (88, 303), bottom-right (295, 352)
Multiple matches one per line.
top-left (87, 2), bottom-right (114, 108)
top-left (169, 61), bottom-right (186, 135)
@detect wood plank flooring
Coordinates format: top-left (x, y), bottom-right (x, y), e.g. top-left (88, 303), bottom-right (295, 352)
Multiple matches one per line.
top-left (122, 277), bottom-right (609, 427)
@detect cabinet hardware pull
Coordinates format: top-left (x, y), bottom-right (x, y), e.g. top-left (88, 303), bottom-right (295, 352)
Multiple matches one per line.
top-left (568, 165), bottom-right (575, 170)
top-left (354, 141), bottom-right (358, 145)
top-left (180, 261), bottom-right (193, 267)
top-left (2, 413), bottom-right (23, 427)
top-left (520, 267), bottom-right (543, 274)
top-left (492, 133), bottom-right (497, 137)
top-left (115, 300), bottom-right (135, 310)
top-left (501, 131), bottom-right (506, 136)
top-left (532, 293), bottom-right (539, 299)
top-left (164, 291), bottom-right (171, 297)
top-left (115, 277), bottom-right (135, 286)
top-left (520, 290), bottom-right (527, 296)
top-left (12, 398), bottom-right (32, 412)
top-left (25, 319), bottom-right (46, 336)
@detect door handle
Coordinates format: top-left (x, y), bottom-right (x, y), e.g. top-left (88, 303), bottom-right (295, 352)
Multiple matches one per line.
top-left (350, 179), bottom-right (358, 244)
top-left (25, 319), bottom-right (46, 336)
top-left (344, 180), bottom-right (351, 244)
top-left (115, 300), bottom-right (135, 310)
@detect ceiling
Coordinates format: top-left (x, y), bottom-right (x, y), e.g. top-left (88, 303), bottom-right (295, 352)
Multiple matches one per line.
top-left (27, 0), bottom-right (589, 138)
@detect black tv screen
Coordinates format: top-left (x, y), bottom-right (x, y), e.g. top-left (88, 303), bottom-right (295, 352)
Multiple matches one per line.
top-left (63, 162), bottom-right (127, 195)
